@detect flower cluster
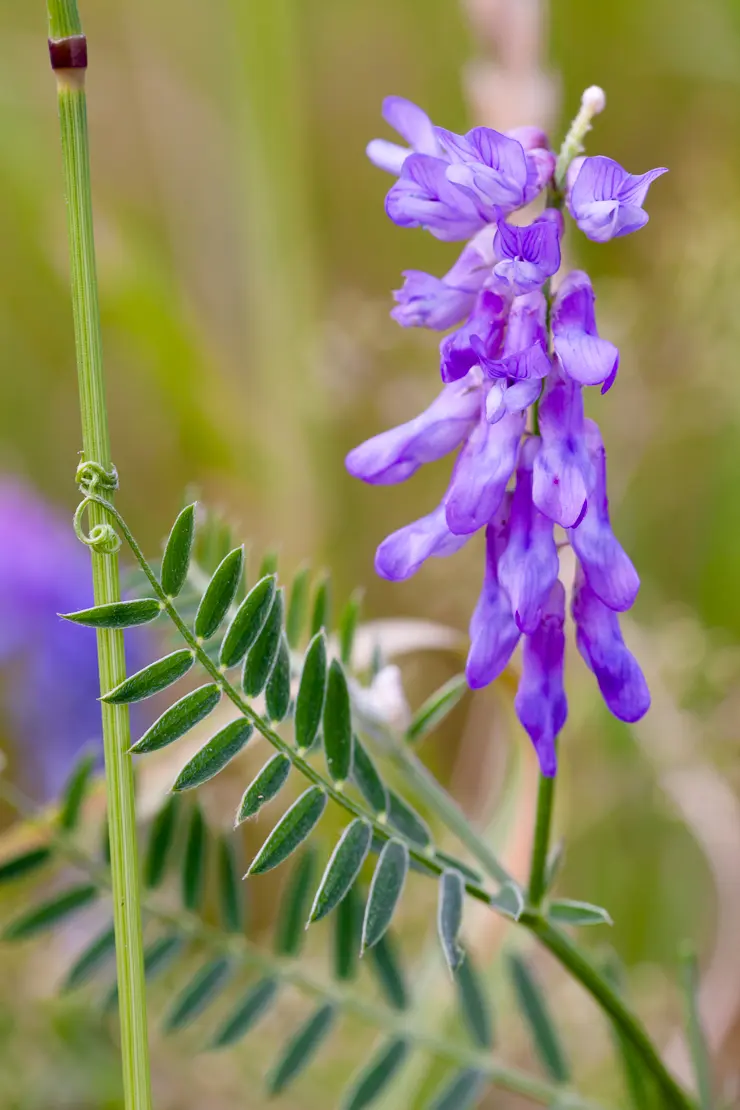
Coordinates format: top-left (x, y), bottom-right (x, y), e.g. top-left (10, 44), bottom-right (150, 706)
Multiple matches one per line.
top-left (348, 92), bottom-right (666, 775)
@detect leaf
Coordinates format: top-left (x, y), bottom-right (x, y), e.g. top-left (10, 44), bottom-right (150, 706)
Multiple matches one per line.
top-left (362, 839), bottom-right (408, 952)
top-left (680, 946), bottom-right (713, 1110)
top-left (309, 820), bottom-right (372, 924)
top-left (61, 598), bottom-right (161, 629)
top-left (163, 957), bottom-right (232, 1033)
top-left (172, 718), bottom-right (253, 792)
top-left (242, 587), bottom-right (285, 697)
top-left (323, 659), bottom-right (354, 784)
top-left (334, 887), bottom-right (362, 982)
top-left (548, 899), bottom-right (613, 927)
top-left (339, 589), bottom-right (363, 666)
top-left (194, 546), bottom-right (244, 640)
top-left (508, 953), bottom-right (570, 1082)
top-left (368, 933), bottom-right (408, 1010)
top-left (219, 574), bottom-right (277, 669)
top-left (234, 753), bottom-right (291, 824)
top-left (161, 503), bottom-right (196, 598)
top-left (406, 674), bottom-right (468, 744)
top-left (210, 978), bottom-right (278, 1049)
top-left (129, 684), bottom-right (222, 755)
top-left (102, 649), bottom-right (194, 704)
top-left (352, 739), bottom-right (388, 817)
top-left (427, 1069), bottom-right (486, 1110)
top-left (294, 631), bottom-right (327, 752)
top-left (309, 573), bottom-right (332, 636)
top-left (342, 1038), bottom-right (409, 1110)
top-left (455, 949), bottom-right (493, 1048)
top-left (434, 851), bottom-right (482, 885)
top-left (258, 549), bottom-right (279, 578)
top-left (218, 836), bottom-right (243, 933)
top-left (58, 749), bottom-right (96, 830)
top-left (490, 881), bottom-right (525, 922)
top-left (182, 804), bottom-right (208, 912)
top-left (2, 884), bottom-right (97, 941)
top-left (0, 846), bottom-right (52, 885)
top-left (266, 1003), bottom-right (336, 1096)
top-left (265, 635), bottom-right (291, 722)
top-left (275, 849), bottom-right (317, 957)
top-left (61, 923), bottom-right (116, 992)
top-left (438, 870), bottom-right (465, 973)
top-left (144, 794), bottom-right (180, 888)
top-left (247, 786), bottom-right (327, 876)
top-left (388, 790), bottom-right (432, 848)
top-left (286, 565), bottom-right (311, 649)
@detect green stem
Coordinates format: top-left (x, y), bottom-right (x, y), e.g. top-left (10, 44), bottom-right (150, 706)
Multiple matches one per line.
top-left (46, 3), bottom-right (152, 1108)
top-left (527, 771), bottom-right (556, 908)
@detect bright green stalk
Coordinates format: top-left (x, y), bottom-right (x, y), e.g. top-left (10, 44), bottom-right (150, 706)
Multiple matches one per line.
top-left (527, 770), bottom-right (556, 907)
top-left (46, 3), bottom-right (152, 1108)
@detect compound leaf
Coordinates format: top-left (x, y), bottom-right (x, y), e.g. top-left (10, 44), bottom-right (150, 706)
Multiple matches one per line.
top-left (294, 632), bottom-right (327, 752)
top-left (323, 659), bottom-right (354, 785)
top-left (102, 649), bottom-right (194, 704)
top-left (235, 754), bottom-right (291, 825)
top-left (130, 684), bottom-right (221, 755)
top-left (247, 787), bottom-right (327, 876)
top-left (61, 598), bottom-right (161, 629)
top-left (161, 503), bottom-right (196, 598)
top-left (219, 574), bottom-right (277, 669)
top-left (194, 547), bottom-right (244, 640)
top-left (172, 718), bottom-right (253, 792)
top-left (362, 839), bottom-right (408, 952)
top-left (309, 819), bottom-right (372, 924)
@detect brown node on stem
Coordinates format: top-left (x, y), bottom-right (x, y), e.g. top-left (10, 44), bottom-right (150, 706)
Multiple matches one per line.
top-left (48, 35), bottom-right (87, 88)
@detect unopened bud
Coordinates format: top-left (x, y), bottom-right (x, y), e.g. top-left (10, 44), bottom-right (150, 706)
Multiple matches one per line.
top-left (581, 86), bottom-right (606, 117)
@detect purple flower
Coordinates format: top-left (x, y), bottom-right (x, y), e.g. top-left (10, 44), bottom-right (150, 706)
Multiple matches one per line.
top-left (366, 96), bottom-right (443, 175)
top-left (572, 566), bottom-right (650, 722)
top-left (532, 366), bottom-right (594, 528)
top-left (391, 232), bottom-right (494, 330)
top-left (435, 126), bottom-right (530, 215)
top-left (514, 580), bottom-right (568, 777)
top-left (497, 438), bottom-right (559, 634)
top-left (439, 290), bottom-right (508, 383)
top-left (567, 155), bottom-right (667, 243)
top-left (385, 155), bottom-right (488, 242)
top-left (345, 375), bottom-right (481, 485)
top-left (444, 409), bottom-right (524, 535)
top-left (492, 211), bottom-right (562, 294)
top-left (474, 291), bottom-right (550, 382)
top-left (552, 270), bottom-right (619, 390)
top-left (375, 503), bottom-right (469, 581)
top-left (484, 376), bottom-right (542, 424)
top-left (466, 500), bottom-right (521, 689)
top-left (568, 420), bottom-right (639, 612)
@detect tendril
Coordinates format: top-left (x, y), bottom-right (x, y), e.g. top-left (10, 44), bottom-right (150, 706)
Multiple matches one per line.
top-left (73, 459), bottom-right (121, 554)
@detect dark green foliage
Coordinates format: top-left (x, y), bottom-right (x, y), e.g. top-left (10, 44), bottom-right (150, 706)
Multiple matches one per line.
top-left (309, 819), bottom-right (372, 924)
top-left (351, 738), bottom-right (388, 816)
top-left (102, 649), bottom-right (194, 704)
top-left (294, 631), bottom-right (327, 752)
top-left (427, 1069), bottom-right (486, 1110)
top-left (406, 674), bottom-right (467, 744)
top-left (455, 949), bottom-right (493, 1049)
top-left (266, 1003), bottom-right (336, 1096)
top-left (338, 589), bottom-right (363, 666)
top-left (0, 847), bottom-right (52, 885)
top-left (129, 684), bottom-right (222, 755)
top-left (265, 635), bottom-right (291, 722)
top-left (182, 804), bottom-right (208, 912)
top-left (242, 587), bottom-right (284, 697)
top-left (309, 574), bottom-right (332, 637)
top-left (508, 953), bottom-right (569, 1082)
top-left (342, 1038), bottom-right (409, 1110)
top-left (334, 887), bottom-right (362, 982)
top-left (58, 749), bottom-right (96, 830)
top-left (161, 503), bottom-right (196, 598)
top-left (437, 870), bottom-right (465, 973)
top-left (235, 754), bottom-right (291, 824)
top-left (61, 923), bottom-right (116, 992)
top-left (368, 933), bottom-right (408, 1011)
top-left (163, 957), bottom-right (232, 1033)
top-left (219, 574), bottom-right (277, 669)
top-left (172, 719), bottom-right (253, 792)
top-left (248, 787), bottom-right (327, 876)
top-left (387, 791), bottom-right (432, 848)
top-left (2, 884), bottom-right (97, 941)
top-left (194, 547), bottom-right (244, 639)
top-left (286, 565), bottom-right (311, 649)
top-left (210, 978), bottom-right (279, 1049)
top-left (144, 794), bottom-right (180, 888)
top-left (275, 849), bottom-right (317, 957)
top-left (61, 598), bottom-right (162, 628)
top-left (362, 839), bottom-right (408, 952)
top-left (218, 836), bottom-right (243, 933)
top-left (323, 659), bottom-right (354, 784)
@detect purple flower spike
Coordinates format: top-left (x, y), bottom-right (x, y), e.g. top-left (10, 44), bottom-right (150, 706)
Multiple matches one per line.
top-left (436, 126), bottom-right (530, 214)
top-left (475, 291), bottom-right (550, 382)
top-left (552, 270), bottom-right (619, 390)
top-left (392, 234), bottom-right (493, 330)
top-left (445, 410), bottom-right (524, 535)
top-left (532, 366), bottom-right (594, 528)
top-left (345, 374), bottom-right (481, 485)
top-left (572, 567), bottom-right (650, 722)
top-left (440, 290), bottom-right (508, 383)
top-left (493, 211), bottom-right (562, 295)
top-left (375, 503), bottom-right (470, 581)
top-left (515, 580), bottom-right (568, 777)
top-left (366, 96), bottom-right (442, 175)
top-left (386, 155), bottom-right (488, 242)
top-left (498, 438), bottom-right (559, 633)
top-left (568, 155), bottom-right (668, 243)
top-left (466, 500), bottom-right (521, 689)
top-left (569, 420), bottom-right (639, 611)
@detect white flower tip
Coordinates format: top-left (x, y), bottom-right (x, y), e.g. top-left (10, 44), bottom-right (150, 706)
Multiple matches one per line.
top-left (582, 86), bottom-right (606, 116)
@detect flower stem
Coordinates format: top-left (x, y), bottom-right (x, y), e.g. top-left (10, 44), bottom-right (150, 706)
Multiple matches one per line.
top-left (527, 770), bottom-right (556, 907)
top-left (46, 3), bottom-right (152, 1107)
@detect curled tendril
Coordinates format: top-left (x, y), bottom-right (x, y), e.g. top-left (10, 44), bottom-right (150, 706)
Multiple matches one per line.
top-left (73, 459), bottom-right (121, 554)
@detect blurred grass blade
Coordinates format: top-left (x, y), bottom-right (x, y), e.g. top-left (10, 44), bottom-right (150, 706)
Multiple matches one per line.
top-left (309, 573), bottom-right (332, 637)
top-left (210, 977), bottom-right (278, 1049)
top-left (218, 836), bottom-right (244, 933)
top-left (427, 1069), bottom-right (486, 1110)
top-left (242, 587), bottom-right (284, 696)
top-left (368, 932), bottom-right (408, 1010)
top-left (295, 631), bottom-right (327, 752)
top-left (334, 887), bottom-right (363, 982)
top-left (161, 503), bottom-right (197, 598)
top-left (342, 1038), bottom-right (409, 1110)
top-left (61, 599), bottom-right (161, 628)
top-left (309, 819), bottom-right (372, 924)
top-left (0, 846), bottom-right (52, 885)
top-left (508, 953), bottom-right (569, 1082)
top-left (338, 589), bottom-right (363, 666)
top-left (265, 635), bottom-right (291, 722)
top-left (275, 848), bottom-right (317, 957)
top-left (144, 794), bottom-right (181, 888)
top-left (235, 753), bottom-right (292, 824)
top-left (286, 565), bottom-right (311, 649)
top-left (219, 574), bottom-right (277, 668)
top-left (3, 884), bottom-right (97, 941)
top-left (406, 674), bottom-right (467, 745)
top-left (194, 547), bottom-right (244, 640)
top-left (257, 549), bottom-right (279, 579)
top-left (62, 923), bottom-right (116, 993)
top-left (163, 957), bottom-right (232, 1033)
top-left (438, 870), bottom-right (465, 974)
top-left (387, 790), bottom-right (431, 848)
top-left (247, 786), bottom-right (327, 876)
top-left (182, 804), bottom-right (208, 912)
top-left (680, 947), bottom-right (713, 1110)
top-left (362, 839), bottom-right (408, 952)
top-left (548, 899), bottom-right (612, 927)
top-left (130, 684), bottom-right (222, 755)
top-left (102, 649), bottom-right (194, 705)
top-left (173, 719), bottom-right (253, 792)
top-left (266, 1003), bottom-right (336, 1095)
top-left (455, 948), bottom-right (493, 1048)
top-left (352, 739), bottom-right (388, 817)
top-left (323, 659), bottom-right (354, 785)
top-left (58, 749), bottom-right (96, 830)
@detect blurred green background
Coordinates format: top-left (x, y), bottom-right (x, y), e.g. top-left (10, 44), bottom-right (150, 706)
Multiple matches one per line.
top-left (2, 0), bottom-right (740, 1106)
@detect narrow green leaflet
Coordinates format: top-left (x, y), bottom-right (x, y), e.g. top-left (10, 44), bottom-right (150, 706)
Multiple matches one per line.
top-left (0, 846), bottom-right (51, 885)
top-left (455, 949), bottom-right (493, 1048)
top-left (234, 753), bottom-right (291, 825)
top-left (323, 659), bottom-right (354, 784)
top-left (194, 546), bottom-right (244, 640)
top-left (309, 574), bottom-right (332, 637)
top-left (182, 804), bottom-right (208, 912)
top-left (338, 589), bottom-right (363, 666)
top-left (265, 635), bottom-right (291, 722)
top-left (427, 1069), bottom-right (486, 1110)
top-left (161, 503), bottom-right (196, 598)
top-left (61, 598), bottom-right (161, 629)
top-left (286, 565), bottom-right (311, 649)
top-left (369, 932), bottom-right (408, 1010)
top-left (508, 953), bottom-right (570, 1082)
top-left (129, 683), bottom-right (221, 755)
top-left (266, 1003), bottom-right (336, 1096)
top-left (163, 956), bottom-right (232, 1033)
top-left (334, 887), bottom-right (362, 982)
top-left (58, 749), bottom-right (96, 830)
top-left (219, 574), bottom-right (277, 669)
top-left (294, 631), bottom-right (327, 752)
top-left (101, 649), bottom-right (194, 704)
top-left (172, 718), bottom-right (253, 792)
top-left (218, 836), bottom-right (243, 933)
top-left (247, 786), bottom-right (327, 876)
top-left (388, 791), bottom-right (432, 848)
top-left (342, 1038), bottom-right (409, 1110)
top-left (352, 738), bottom-right (388, 816)
top-left (144, 794), bottom-right (180, 888)
top-left (438, 870), bottom-right (465, 973)
top-left (242, 587), bottom-right (284, 697)
top-left (61, 923), bottom-right (116, 992)
top-left (548, 899), bottom-right (613, 927)
top-left (275, 849), bottom-right (317, 957)
top-left (2, 884), bottom-right (97, 941)
top-left (680, 946), bottom-right (713, 1110)
top-left (490, 881), bottom-right (525, 922)
top-left (406, 674), bottom-right (468, 744)
top-left (309, 819), bottom-right (372, 924)
top-left (362, 839), bottom-right (409, 952)
top-left (210, 978), bottom-right (279, 1049)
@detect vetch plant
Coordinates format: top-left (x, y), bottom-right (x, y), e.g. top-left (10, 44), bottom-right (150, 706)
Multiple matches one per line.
top-left (0, 3), bottom-right (714, 1110)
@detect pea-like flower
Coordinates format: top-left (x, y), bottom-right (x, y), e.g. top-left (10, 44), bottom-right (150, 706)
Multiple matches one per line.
top-left (492, 211), bottom-right (562, 295)
top-left (567, 155), bottom-right (667, 242)
top-left (366, 96), bottom-right (443, 175)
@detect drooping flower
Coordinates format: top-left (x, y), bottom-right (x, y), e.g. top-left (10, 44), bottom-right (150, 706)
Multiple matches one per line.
top-left (492, 211), bottom-right (562, 295)
top-left (532, 366), bottom-right (594, 528)
top-left (391, 230), bottom-right (495, 330)
top-left (567, 155), bottom-right (667, 243)
top-left (436, 126), bottom-right (532, 215)
top-left (386, 154), bottom-right (489, 241)
top-left (552, 270), bottom-right (619, 391)
top-left (366, 96), bottom-right (443, 175)
top-left (444, 409), bottom-right (524, 535)
top-left (466, 500), bottom-right (520, 689)
top-left (439, 289), bottom-right (508, 383)
top-left (375, 503), bottom-right (469, 581)
top-left (515, 580), bottom-right (568, 777)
